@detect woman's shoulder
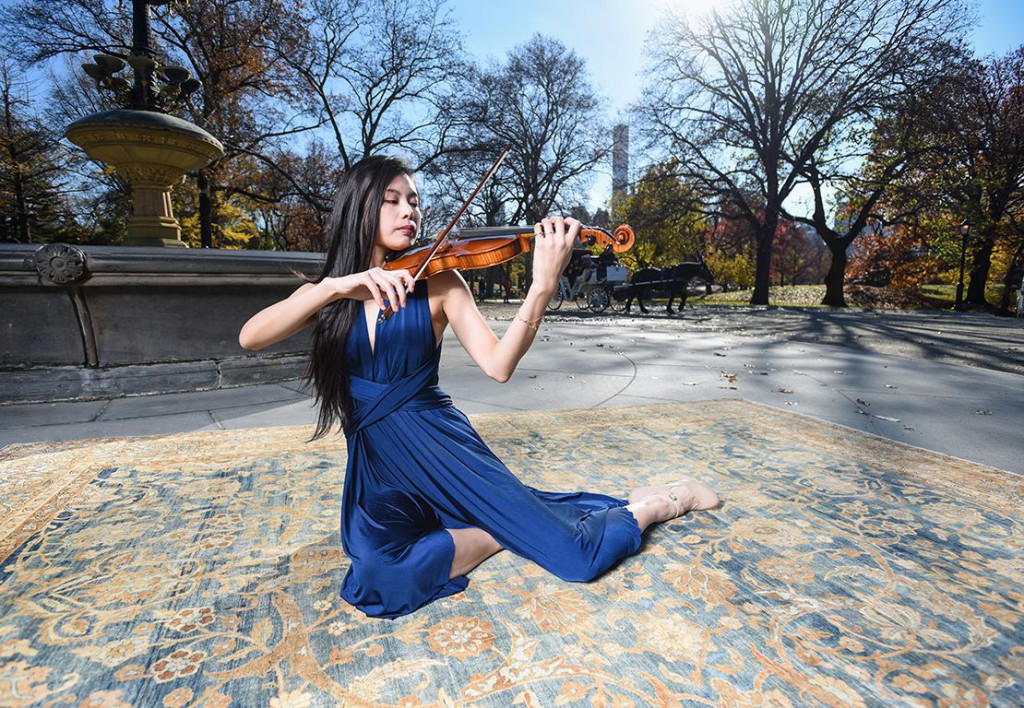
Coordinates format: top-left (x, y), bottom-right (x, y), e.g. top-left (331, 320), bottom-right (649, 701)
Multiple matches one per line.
top-left (426, 271), bottom-right (473, 324)
top-left (426, 270), bottom-right (469, 294)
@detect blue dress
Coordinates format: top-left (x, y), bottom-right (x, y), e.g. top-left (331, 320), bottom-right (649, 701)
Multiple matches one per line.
top-left (339, 281), bottom-right (642, 618)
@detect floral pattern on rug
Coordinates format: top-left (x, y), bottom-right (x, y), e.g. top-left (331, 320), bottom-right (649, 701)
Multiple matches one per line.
top-left (1, 400), bottom-right (1022, 706)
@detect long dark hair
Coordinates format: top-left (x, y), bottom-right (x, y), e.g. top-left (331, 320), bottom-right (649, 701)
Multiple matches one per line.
top-left (307, 155), bottom-right (414, 439)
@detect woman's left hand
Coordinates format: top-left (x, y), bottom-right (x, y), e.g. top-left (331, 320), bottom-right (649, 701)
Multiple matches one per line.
top-left (532, 216), bottom-right (580, 294)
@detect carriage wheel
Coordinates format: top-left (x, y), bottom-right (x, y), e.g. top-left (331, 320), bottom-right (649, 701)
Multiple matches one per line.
top-left (588, 287), bottom-right (610, 312)
top-left (609, 288), bottom-right (629, 313)
top-left (575, 290), bottom-right (590, 310)
top-left (547, 287), bottom-right (564, 311)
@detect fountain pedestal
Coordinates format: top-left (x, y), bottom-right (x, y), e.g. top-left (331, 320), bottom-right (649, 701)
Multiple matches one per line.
top-left (66, 110), bottom-right (224, 247)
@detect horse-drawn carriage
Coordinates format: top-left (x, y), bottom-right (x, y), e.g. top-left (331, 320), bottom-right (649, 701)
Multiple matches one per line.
top-left (548, 245), bottom-right (630, 312)
top-left (612, 256), bottom-right (715, 314)
top-left (543, 224), bottom-right (714, 315)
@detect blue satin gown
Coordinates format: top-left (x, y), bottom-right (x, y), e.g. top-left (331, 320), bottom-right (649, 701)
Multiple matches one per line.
top-left (339, 281), bottom-right (642, 618)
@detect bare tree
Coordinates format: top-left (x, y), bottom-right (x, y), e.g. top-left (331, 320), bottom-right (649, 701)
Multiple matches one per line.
top-left (639, 0), bottom-right (970, 305)
top-left (282, 0), bottom-right (471, 173)
top-left (463, 35), bottom-right (606, 226)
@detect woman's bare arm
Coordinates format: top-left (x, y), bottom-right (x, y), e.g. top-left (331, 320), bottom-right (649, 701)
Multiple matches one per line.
top-left (238, 268), bottom-right (414, 351)
top-left (433, 217), bottom-right (576, 382)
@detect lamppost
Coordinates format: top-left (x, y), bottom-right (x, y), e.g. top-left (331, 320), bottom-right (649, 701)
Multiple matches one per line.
top-left (80, 0), bottom-right (201, 111)
top-left (66, 0), bottom-right (223, 247)
top-left (954, 220), bottom-right (971, 311)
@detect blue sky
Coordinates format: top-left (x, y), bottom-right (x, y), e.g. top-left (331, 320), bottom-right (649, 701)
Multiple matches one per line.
top-left (447, 0), bottom-right (1023, 210)
top-left (449, 0), bottom-right (1022, 115)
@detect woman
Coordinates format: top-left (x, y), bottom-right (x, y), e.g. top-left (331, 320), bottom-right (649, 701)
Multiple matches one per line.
top-left (239, 156), bottom-right (718, 618)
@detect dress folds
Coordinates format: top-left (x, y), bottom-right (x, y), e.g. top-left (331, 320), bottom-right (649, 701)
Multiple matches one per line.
top-left (339, 281), bottom-right (642, 618)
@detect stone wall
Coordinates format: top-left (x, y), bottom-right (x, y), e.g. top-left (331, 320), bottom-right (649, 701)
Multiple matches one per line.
top-left (0, 243), bottom-right (323, 404)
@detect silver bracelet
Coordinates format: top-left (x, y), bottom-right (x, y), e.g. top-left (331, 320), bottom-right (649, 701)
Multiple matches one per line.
top-left (515, 311), bottom-right (543, 331)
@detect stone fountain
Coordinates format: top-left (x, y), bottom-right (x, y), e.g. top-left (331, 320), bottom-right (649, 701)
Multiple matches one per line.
top-left (0, 1), bottom-right (317, 405)
top-left (65, 0), bottom-right (223, 247)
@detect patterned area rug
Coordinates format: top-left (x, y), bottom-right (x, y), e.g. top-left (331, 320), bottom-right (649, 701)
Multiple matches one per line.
top-left (1, 400), bottom-right (1022, 707)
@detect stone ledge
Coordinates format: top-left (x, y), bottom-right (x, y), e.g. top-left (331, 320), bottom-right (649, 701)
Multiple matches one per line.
top-left (0, 354), bottom-right (309, 405)
top-left (1, 243), bottom-right (321, 368)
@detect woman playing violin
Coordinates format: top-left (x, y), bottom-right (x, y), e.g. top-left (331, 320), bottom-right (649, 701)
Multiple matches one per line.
top-left (239, 155), bottom-right (719, 618)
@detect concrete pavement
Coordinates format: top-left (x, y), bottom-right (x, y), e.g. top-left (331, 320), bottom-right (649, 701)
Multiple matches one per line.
top-left (2, 306), bottom-right (1021, 475)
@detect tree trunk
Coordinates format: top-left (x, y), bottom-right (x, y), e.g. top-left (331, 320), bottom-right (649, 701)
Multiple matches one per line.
top-left (3, 96), bottom-right (29, 242)
top-left (198, 169), bottom-right (214, 249)
top-left (998, 242), bottom-right (1024, 315)
top-left (965, 235), bottom-right (994, 306)
top-left (821, 242), bottom-right (848, 307)
top-left (750, 217), bottom-right (776, 305)
top-left (13, 167), bottom-right (29, 243)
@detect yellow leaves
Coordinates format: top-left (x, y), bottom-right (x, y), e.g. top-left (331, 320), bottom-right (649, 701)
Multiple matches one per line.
top-left (611, 161), bottom-right (708, 270)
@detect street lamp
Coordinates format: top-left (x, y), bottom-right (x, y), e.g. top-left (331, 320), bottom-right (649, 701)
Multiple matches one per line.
top-left (80, 1), bottom-right (201, 112)
top-left (954, 220), bottom-right (971, 311)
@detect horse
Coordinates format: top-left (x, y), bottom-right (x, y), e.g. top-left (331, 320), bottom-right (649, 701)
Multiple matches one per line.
top-left (623, 257), bottom-right (714, 314)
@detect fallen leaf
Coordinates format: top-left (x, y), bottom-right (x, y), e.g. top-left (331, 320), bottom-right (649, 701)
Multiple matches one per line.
top-left (873, 415), bottom-right (900, 422)
top-left (884, 384), bottom-right (898, 389)
top-left (857, 399), bottom-right (869, 406)
top-left (774, 388), bottom-right (794, 394)
top-left (975, 409), bottom-right (994, 415)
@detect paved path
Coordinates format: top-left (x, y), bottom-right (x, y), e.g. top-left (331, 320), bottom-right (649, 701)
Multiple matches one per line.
top-left (2, 305), bottom-right (1021, 475)
top-left (539, 303), bottom-right (1024, 376)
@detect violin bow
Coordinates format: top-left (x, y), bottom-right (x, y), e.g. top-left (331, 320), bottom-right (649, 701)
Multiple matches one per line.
top-left (379, 146), bottom-right (511, 322)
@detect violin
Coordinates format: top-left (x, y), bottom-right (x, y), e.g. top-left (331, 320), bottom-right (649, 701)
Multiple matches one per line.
top-left (377, 146), bottom-right (633, 321)
top-left (383, 223), bottom-right (635, 279)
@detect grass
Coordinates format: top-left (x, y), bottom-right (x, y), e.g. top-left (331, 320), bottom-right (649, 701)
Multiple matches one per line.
top-left (919, 284), bottom-right (1007, 306)
top-left (695, 285), bottom-right (826, 307)
top-left (687, 283), bottom-right (1011, 311)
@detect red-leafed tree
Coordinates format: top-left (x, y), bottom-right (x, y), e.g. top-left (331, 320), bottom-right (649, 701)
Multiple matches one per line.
top-left (771, 221), bottom-right (829, 286)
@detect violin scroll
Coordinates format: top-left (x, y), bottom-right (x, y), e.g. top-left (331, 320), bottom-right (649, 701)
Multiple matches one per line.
top-left (580, 224), bottom-right (634, 253)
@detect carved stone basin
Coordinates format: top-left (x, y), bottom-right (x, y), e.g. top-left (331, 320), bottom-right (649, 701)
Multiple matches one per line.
top-left (66, 109), bottom-right (224, 247)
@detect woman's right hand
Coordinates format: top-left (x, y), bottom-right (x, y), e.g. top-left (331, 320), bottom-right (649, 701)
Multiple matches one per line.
top-left (239, 267), bottom-right (415, 351)
top-left (334, 267), bottom-right (415, 311)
